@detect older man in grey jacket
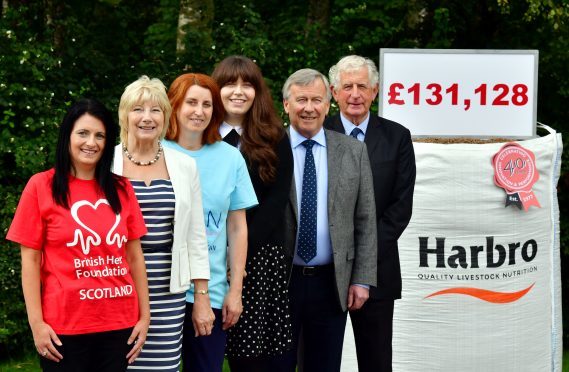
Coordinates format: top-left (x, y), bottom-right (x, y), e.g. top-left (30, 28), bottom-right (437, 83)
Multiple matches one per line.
top-left (279, 68), bottom-right (377, 372)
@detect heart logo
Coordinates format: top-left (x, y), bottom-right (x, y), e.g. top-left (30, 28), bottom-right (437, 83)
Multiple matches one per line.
top-left (66, 199), bottom-right (127, 255)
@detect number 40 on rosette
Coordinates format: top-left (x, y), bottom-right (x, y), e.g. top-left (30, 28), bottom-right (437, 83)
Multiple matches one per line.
top-left (492, 142), bottom-right (540, 211)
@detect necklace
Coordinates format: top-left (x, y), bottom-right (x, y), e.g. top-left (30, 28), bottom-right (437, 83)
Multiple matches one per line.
top-left (123, 141), bottom-right (163, 166)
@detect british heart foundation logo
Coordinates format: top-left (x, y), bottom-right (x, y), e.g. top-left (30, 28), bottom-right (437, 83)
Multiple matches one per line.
top-left (66, 199), bottom-right (127, 254)
top-left (492, 142), bottom-right (540, 211)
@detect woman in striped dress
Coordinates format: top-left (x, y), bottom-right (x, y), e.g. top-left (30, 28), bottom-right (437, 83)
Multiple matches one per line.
top-left (113, 76), bottom-right (215, 371)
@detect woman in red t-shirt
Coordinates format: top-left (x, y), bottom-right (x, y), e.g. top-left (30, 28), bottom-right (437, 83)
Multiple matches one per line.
top-left (7, 98), bottom-right (150, 371)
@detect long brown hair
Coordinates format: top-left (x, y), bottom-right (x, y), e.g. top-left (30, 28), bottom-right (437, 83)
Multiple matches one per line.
top-left (166, 73), bottom-right (223, 145)
top-left (212, 56), bottom-right (283, 183)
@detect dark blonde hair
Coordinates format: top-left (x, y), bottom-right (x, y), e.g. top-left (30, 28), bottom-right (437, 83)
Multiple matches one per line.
top-left (212, 56), bottom-right (283, 183)
top-left (166, 73), bottom-right (223, 145)
top-left (118, 75), bottom-right (171, 147)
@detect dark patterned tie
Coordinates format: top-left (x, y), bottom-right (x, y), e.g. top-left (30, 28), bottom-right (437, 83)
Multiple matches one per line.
top-left (298, 139), bottom-right (317, 263)
top-left (223, 129), bottom-right (240, 147)
top-left (350, 127), bottom-right (363, 140)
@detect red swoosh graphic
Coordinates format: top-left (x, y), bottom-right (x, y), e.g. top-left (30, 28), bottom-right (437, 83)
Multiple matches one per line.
top-left (424, 283), bottom-right (535, 303)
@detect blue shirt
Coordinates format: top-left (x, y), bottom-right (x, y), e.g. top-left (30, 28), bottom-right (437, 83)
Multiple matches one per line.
top-left (339, 112), bottom-right (370, 142)
top-left (163, 140), bottom-right (258, 308)
top-left (289, 126), bottom-right (332, 266)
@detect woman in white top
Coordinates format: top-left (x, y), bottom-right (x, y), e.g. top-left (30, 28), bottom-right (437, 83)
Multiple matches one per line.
top-left (113, 76), bottom-right (214, 372)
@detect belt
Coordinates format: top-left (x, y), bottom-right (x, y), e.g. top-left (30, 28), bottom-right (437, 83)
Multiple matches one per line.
top-left (292, 264), bottom-right (334, 277)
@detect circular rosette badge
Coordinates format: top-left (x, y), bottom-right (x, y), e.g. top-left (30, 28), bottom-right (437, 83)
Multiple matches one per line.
top-left (492, 142), bottom-right (540, 211)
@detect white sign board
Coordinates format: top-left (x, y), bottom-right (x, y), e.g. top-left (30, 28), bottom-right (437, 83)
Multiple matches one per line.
top-left (379, 49), bottom-right (538, 138)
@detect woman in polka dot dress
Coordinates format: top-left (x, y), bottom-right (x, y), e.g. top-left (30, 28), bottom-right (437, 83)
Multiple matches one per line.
top-left (212, 56), bottom-right (294, 372)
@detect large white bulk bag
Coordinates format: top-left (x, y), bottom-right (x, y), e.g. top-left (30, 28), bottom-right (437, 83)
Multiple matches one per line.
top-left (342, 125), bottom-right (563, 372)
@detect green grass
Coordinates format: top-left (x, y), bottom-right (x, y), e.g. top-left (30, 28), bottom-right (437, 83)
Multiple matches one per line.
top-left (0, 354), bottom-right (567, 372)
top-left (0, 355), bottom-right (230, 371)
top-left (0, 354), bottom-right (38, 372)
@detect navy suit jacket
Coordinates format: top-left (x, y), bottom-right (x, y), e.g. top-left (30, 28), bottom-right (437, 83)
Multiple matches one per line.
top-left (325, 114), bottom-right (416, 300)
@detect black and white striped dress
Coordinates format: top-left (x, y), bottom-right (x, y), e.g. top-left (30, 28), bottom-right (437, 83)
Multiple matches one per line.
top-left (128, 179), bottom-right (185, 372)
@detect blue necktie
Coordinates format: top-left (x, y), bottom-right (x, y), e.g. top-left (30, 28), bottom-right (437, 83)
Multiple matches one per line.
top-left (350, 127), bottom-right (363, 141)
top-left (298, 139), bottom-right (317, 263)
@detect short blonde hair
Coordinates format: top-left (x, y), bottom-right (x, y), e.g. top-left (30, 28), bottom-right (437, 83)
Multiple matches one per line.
top-left (118, 75), bottom-right (172, 147)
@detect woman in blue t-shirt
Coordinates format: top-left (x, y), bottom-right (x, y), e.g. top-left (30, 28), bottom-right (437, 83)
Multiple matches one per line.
top-left (163, 73), bottom-right (258, 372)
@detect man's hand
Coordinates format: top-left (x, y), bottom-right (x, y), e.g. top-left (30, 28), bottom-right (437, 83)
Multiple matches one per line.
top-left (347, 285), bottom-right (369, 311)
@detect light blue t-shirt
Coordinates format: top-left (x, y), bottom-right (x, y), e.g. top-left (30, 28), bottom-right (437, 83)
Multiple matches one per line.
top-left (163, 140), bottom-right (258, 309)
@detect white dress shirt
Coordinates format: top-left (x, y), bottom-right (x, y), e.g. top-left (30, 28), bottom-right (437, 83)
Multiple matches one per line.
top-left (220, 122), bottom-right (243, 148)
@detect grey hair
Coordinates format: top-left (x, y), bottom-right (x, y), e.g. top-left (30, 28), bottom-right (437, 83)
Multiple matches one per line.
top-left (329, 55), bottom-right (379, 91)
top-left (282, 68), bottom-right (331, 101)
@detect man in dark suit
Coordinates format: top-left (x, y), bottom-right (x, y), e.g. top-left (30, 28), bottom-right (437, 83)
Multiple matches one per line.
top-left (324, 55), bottom-right (416, 372)
top-left (280, 68), bottom-right (377, 372)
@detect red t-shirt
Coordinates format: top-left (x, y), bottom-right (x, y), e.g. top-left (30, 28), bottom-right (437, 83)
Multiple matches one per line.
top-left (7, 169), bottom-right (147, 335)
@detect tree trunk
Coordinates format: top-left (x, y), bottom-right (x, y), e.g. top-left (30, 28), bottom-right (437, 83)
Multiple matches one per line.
top-left (177, 0), bottom-right (214, 54)
top-left (306, 0), bottom-right (329, 38)
top-left (45, 0), bottom-right (64, 53)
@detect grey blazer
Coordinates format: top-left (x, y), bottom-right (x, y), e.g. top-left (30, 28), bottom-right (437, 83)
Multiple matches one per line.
top-left (284, 128), bottom-right (378, 312)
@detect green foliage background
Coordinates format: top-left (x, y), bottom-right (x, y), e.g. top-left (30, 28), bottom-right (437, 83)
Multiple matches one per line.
top-left (1, 0), bottom-right (567, 359)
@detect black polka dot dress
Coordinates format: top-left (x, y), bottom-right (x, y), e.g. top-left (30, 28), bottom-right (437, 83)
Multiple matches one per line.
top-left (225, 134), bottom-right (294, 360)
top-left (226, 244), bottom-right (292, 358)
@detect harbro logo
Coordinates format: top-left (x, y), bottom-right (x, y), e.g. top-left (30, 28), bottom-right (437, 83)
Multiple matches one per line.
top-left (419, 236), bottom-right (537, 268)
top-left (418, 236), bottom-right (537, 303)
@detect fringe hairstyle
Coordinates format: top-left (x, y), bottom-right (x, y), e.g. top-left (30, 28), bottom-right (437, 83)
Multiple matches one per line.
top-left (212, 56), bottom-right (283, 183)
top-left (166, 73), bottom-right (224, 145)
top-left (52, 98), bottom-right (124, 214)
